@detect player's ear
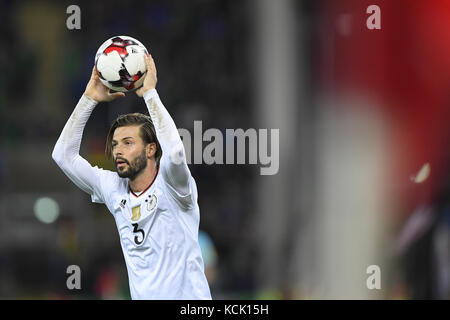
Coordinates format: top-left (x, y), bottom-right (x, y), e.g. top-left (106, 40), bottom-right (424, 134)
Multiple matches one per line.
top-left (146, 143), bottom-right (156, 159)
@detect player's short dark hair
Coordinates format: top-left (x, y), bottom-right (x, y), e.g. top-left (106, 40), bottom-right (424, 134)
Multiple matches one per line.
top-left (106, 113), bottom-right (162, 165)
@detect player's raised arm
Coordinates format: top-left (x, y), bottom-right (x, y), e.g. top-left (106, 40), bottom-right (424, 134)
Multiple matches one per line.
top-left (52, 67), bottom-right (125, 196)
top-left (136, 54), bottom-right (191, 197)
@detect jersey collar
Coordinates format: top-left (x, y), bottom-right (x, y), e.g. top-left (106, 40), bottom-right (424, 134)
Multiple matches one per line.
top-left (129, 167), bottom-right (159, 198)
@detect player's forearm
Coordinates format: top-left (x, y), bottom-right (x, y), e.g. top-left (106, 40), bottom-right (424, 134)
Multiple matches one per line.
top-left (143, 88), bottom-right (191, 195)
top-left (143, 89), bottom-right (186, 163)
top-left (52, 94), bottom-right (97, 168)
top-left (53, 95), bottom-right (107, 197)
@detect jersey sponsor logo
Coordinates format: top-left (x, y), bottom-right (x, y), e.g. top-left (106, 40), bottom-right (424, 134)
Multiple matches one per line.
top-left (131, 205), bottom-right (141, 221)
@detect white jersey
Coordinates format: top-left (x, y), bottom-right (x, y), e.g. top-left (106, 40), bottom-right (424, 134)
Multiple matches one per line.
top-left (52, 89), bottom-right (211, 300)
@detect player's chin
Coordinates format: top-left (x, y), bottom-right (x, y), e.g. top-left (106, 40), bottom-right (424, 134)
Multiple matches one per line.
top-left (117, 166), bottom-right (129, 177)
top-left (117, 171), bottom-right (130, 178)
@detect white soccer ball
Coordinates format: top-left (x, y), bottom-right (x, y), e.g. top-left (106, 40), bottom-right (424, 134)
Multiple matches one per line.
top-left (95, 36), bottom-right (148, 92)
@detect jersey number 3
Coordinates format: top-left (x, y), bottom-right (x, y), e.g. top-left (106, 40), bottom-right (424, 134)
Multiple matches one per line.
top-left (132, 223), bottom-right (145, 245)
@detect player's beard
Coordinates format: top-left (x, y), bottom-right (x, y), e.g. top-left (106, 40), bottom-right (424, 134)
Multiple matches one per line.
top-left (116, 149), bottom-right (148, 180)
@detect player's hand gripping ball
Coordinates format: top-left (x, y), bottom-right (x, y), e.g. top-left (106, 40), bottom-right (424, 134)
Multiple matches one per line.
top-left (95, 36), bottom-right (148, 92)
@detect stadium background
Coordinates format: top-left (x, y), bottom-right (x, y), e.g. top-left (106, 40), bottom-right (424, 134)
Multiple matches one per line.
top-left (0, 0), bottom-right (449, 299)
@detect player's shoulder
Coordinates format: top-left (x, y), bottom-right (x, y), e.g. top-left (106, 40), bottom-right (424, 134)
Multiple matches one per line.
top-left (90, 167), bottom-right (128, 206)
top-left (94, 167), bottom-right (127, 192)
top-left (160, 173), bottom-right (198, 210)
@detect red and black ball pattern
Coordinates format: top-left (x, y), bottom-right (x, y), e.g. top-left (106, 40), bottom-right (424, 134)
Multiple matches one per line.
top-left (98, 37), bottom-right (144, 91)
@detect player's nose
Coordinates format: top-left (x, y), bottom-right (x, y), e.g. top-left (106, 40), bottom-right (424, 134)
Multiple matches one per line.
top-left (113, 151), bottom-right (123, 160)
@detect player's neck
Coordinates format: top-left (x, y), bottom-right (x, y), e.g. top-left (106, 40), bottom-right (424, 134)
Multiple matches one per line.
top-left (129, 162), bottom-right (158, 194)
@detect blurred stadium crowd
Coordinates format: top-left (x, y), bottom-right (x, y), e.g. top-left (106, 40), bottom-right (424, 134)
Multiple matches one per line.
top-left (0, 0), bottom-right (449, 299)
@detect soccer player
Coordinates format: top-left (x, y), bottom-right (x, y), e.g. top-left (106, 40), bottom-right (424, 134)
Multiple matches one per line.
top-left (52, 53), bottom-right (212, 300)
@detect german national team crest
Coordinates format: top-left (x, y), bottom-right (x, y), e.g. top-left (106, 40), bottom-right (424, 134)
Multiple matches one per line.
top-left (131, 205), bottom-right (141, 221)
top-left (147, 194), bottom-right (157, 212)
